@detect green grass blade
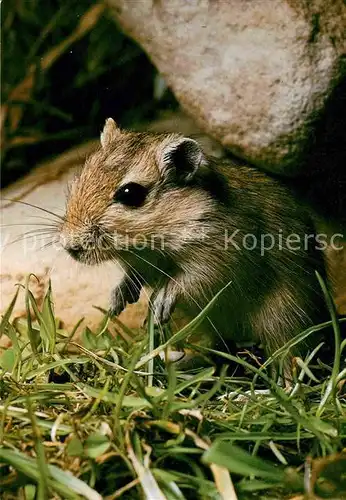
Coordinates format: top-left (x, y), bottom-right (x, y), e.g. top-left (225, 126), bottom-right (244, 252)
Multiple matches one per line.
top-left (136, 281), bottom-right (232, 369)
top-left (174, 367), bottom-right (215, 394)
top-left (27, 399), bottom-right (50, 499)
top-left (1, 320), bottom-right (22, 379)
top-left (203, 441), bottom-right (284, 481)
top-left (147, 299), bottom-right (155, 387)
top-left (40, 280), bottom-right (57, 353)
top-left (252, 318), bottom-right (346, 384)
top-left (316, 271), bottom-right (342, 416)
top-left (195, 345), bottom-right (333, 447)
top-left (0, 286), bottom-right (19, 338)
top-left (79, 383), bottom-right (151, 409)
top-left (0, 448), bottom-right (77, 499)
top-left (27, 289), bottom-right (51, 353)
top-left (25, 275), bottom-right (40, 354)
top-left (25, 356), bottom-right (90, 379)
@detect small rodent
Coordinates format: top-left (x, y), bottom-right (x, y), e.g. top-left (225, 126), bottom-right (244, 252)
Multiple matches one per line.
top-left (60, 118), bottom-right (328, 361)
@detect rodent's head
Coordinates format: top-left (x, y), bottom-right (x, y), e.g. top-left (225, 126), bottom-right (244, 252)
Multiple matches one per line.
top-left (60, 118), bottom-right (214, 265)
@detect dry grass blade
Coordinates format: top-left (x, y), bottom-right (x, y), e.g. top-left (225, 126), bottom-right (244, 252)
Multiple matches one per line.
top-left (1, 3), bottom-right (106, 148)
top-left (126, 430), bottom-right (166, 500)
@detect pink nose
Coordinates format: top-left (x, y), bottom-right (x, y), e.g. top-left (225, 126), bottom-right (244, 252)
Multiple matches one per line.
top-left (64, 243), bottom-right (83, 261)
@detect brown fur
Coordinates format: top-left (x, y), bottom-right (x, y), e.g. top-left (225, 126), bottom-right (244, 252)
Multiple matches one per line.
top-left (61, 119), bottom-right (328, 361)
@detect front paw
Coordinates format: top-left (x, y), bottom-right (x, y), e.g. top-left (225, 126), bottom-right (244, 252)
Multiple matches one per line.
top-left (109, 279), bottom-right (141, 317)
top-left (109, 287), bottom-right (127, 317)
top-left (152, 286), bottom-right (176, 325)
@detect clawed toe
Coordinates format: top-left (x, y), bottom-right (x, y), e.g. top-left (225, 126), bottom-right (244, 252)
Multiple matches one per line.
top-left (109, 291), bottom-right (126, 317)
top-left (152, 288), bottom-right (175, 325)
top-left (109, 280), bottom-right (140, 317)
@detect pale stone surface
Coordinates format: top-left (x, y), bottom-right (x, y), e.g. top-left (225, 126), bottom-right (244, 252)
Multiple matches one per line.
top-left (107, 0), bottom-right (346, 174)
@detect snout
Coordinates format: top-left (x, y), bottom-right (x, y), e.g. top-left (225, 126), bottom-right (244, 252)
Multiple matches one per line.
top-left (59, 222), bottom-right (116, 265)
top-left (64, 243), bottom-right (84, 261)
top-left (59, 230), bottom-right (108, 265)
top-left (60, 231), bottom-right (86, 262)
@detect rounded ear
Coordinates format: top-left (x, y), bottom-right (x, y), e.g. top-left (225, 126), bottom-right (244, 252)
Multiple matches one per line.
top-left (100, 118), bottom-right (120, 149)
top-left (159, 137), bottom-right (206, 183)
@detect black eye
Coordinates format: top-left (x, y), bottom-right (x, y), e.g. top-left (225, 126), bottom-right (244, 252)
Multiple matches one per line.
top-left (113, 182), bottom-right (148, 208)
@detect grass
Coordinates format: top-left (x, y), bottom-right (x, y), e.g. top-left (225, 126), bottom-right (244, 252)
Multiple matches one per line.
top-left (1, 0), bottom-right (176, 188)
top-left (2, 4), bottom-right (346, 497)
top-left (0, 278), bottom-right (346, 499)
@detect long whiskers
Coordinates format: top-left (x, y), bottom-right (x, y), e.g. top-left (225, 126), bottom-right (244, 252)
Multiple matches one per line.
top-left (101, 237), bottom-right (167, 340)
top-left (1, 198), bottom-right (65, 222)
top-left (3, 229), bottom-right (59, 249)
top-left (2, 198), bottom-right (229, 354)
top-left (1, 223), bottom-right (59, 228)
top-left (39, 239), bottom-right (60, 251)
top-left (22, 214), bottom-right (63, 224)
top-left (1, 198), bottom-right (93, 231)
top-left (93, 229), bottom-right (226, 348)
top-left (119, 258), bottom-right (168, 342)
top-left (127, 249), bottom-right (230, 352)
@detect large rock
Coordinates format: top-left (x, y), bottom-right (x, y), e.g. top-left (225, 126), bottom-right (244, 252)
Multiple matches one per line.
top-left (108, 0), bottom-right (346, 175)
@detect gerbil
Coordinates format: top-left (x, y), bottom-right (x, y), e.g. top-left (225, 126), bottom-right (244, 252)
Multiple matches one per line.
top-left (60, 118), bottom-right (328, 360)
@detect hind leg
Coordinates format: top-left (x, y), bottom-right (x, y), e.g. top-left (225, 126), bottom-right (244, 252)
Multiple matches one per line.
top-left (250, 284), bottom-right (320, 382)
